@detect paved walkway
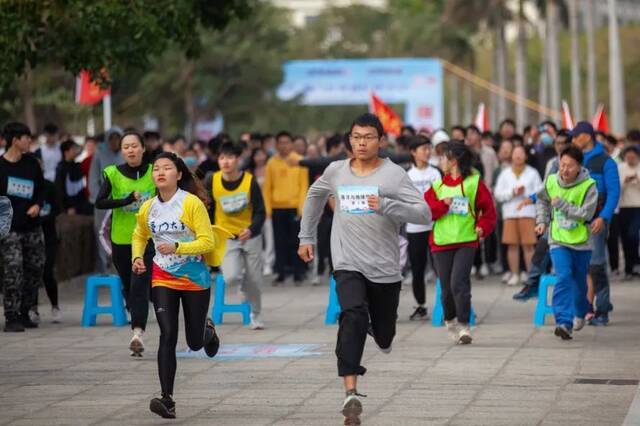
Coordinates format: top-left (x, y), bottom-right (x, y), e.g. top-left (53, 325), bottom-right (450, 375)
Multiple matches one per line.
top-left (2, 274), bottom-right (640, 425)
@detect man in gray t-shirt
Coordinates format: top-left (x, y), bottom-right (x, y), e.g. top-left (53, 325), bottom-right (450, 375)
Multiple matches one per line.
top-left (298, 113), bottom-right (431, 425)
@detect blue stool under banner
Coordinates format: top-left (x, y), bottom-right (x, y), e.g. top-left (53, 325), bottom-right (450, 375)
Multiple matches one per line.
top-left (211, 274), bottom-right (251, 325)
top-left (325, 275), bottom-right (341, 325)
top-left (534, 274), bottom-right (556, 327)
top-left (431, 278), bottom-right (476, 327)
top-left (81, 275), bottom-right (127, 327)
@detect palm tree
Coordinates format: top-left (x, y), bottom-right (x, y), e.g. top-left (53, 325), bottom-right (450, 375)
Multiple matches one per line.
top-left (568, 0), bottom-right (582, 119)
top-left (608, 0), bottom-right (626, 133)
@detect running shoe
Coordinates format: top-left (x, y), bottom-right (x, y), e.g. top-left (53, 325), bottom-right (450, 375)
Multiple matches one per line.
top-left (519, 271), bottom-right (528, 283)
top-left (425, 270), bottom-right (435, 283)
top-left (554, 325), bottom-right (573, 340)
top-left (342, 389), bottom-right (364, 426)
top-left (573, 317), bottom-right (586, 332)
top-left (150, 394), bottom-right (176, 419)
top-left (250, 313), bottom-right (265, 330)
top-left (409, 306), bottom-right (428, 321)
top-left (272, 275), bottom-right (285, 286)
top-left (501, 271), bottom-right (512, 284)
top-left (513, 285), bottom-right (537, 301)
top-left (28, 309), bottom-right (40, 324)
top-left (445, 320), bottom-right (458, 342)
top-left (51, 307), bottom-right (62, 323)
top-left (4, 319), bottom-right (25, 332)
top-left (204, 318), bottom-right (220, 357)
top-left (479, 264), bottom-right (489, 278)
top-left (20, 314), bottom-right (38, 329)
top-left (588, 315), bottom-right (609, 326)
top-left (458, 324), bottom-right (472, 345)
top-left (129, 329), bottom-right (144, 357)
top-left (506, 274), bottom-right (520, 287)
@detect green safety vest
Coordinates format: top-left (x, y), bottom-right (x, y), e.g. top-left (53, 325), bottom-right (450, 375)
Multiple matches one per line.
top-left (432, 173), bottom-right (480, 246)
top-left (545, 174), bottom-right (595, 245)
top-left (103, 164), bottom-right (155, 245)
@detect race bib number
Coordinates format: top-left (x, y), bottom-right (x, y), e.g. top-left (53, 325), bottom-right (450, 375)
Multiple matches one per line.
top-left (337, 185), bottom-right (378, 215)
top-left (554, 209), bottom-right (578, 230)
top-left (122, 191), bottom-right (152, 213)
top-left (7, 177), bottom-right (34, 199)
top-left (219, 192), bottom-right (248, 214)
top-left (449, 196), bottom-right (470, 216)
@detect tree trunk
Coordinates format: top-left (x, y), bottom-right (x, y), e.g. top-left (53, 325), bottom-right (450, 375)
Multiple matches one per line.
top-left (569, 0), bottom-right (582, 120)
top-left (448, 73), bottom-right (460, 126)
top-left (608, 0), bottom-right (626, 134)
top-left (464, 79), bottom-right (473, 125)
top-left (495, 10), bottom-right (507, 125)
top-left (20, 65), bottom-right (37, 133)
top-left (539, 20), bottom-right (549, 122)
top-left (547, 0), bottom-right (561, 121)
top-left (181, 61), bottom-right (196, 141)
top-left (585, 0), bottom-right (598, 116)
top-left (515, 0), bottom-right (528, 129)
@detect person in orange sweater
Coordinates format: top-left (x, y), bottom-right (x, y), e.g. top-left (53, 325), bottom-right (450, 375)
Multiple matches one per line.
top-left (262, 131), bottom-right (308, 284)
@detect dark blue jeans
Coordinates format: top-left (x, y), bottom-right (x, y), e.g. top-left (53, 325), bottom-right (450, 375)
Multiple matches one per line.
top-left (590, 225), bottom-right (613, 316)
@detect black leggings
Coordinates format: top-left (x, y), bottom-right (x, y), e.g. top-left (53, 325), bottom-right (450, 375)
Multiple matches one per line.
top-left (407, 231), bottom-right (430, 306)
top-left (43, 239), bottom-right (59, 308)
top-left (152, 286), bottom-right (211, 396)
top-left (112, 242), bottom-right (154, 330)
top-left (433, 247), bottom-right (476, 324)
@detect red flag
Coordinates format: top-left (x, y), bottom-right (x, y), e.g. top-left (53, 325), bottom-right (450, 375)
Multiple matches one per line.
top-left (561, 100), bottom-right (574, 130)
top-left (591, 103), bottom-right (609, 133)
top-left (75, 70), bottom-right (110, 105)
top-left (474, 103), bottom-right (489, 132)
top-left (369, 93), bottom-right (402, 136)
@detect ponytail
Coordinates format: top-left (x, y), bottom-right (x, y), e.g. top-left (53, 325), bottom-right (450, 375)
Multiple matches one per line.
top-left (443, 141), bottom-right (475, 178)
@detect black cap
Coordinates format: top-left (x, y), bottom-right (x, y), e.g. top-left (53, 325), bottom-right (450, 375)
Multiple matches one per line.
top-left (569, 121), bottom-right (595, 139)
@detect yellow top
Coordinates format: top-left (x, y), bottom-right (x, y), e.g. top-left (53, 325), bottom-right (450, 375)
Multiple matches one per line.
top-left (212, 171), bottom-right (253, 235)
top-left (262, 153), bottom-right (308, 216)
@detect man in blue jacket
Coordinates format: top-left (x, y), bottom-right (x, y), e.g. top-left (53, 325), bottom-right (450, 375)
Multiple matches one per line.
top-left (571, 121), bottom-right (620, 326)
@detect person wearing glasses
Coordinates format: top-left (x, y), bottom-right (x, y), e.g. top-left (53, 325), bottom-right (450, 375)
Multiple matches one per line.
top-left (298, 113), bottom-right (431, 425)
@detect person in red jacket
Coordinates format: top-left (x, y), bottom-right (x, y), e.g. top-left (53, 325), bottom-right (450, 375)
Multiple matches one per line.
top-left (424, 142), bottom-right (496, 344)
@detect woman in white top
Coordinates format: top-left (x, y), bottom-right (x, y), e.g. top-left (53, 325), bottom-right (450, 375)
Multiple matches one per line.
top-left (406, 136), bottom-right (441, 320)
top-left (494, 145), bottom-right (543, 286)
top-left (618, 145), bottom-right (640, 279)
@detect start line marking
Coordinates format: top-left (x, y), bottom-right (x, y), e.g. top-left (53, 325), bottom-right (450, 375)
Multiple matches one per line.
top-left (176, 343), bottom-right (324, 361)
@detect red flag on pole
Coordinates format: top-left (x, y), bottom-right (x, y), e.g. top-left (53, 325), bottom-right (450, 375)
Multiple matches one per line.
top-left (369, 92), bottom-right (402, 136)
top-left (75, 70), bottom-right (110, 105)
top-left (561, 100), bottom-right (575, 130)
top-left (591, 103), bottom-right (609, 133)
top-left (474, 103), bottom-right (489, 132)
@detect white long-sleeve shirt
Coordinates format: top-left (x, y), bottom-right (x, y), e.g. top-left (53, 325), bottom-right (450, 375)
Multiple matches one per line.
top-left (494, 165), bottom-right (542, 219)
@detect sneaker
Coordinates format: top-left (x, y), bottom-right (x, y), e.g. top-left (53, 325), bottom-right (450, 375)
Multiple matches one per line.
top-left (445, 320), bottom-right (459, 342)
top-left (20, 314), bottom-right (38, 329)
top-left (51, 307), bottom-right (62, 323)
top-left (311, 274), bottom-right (320, 286)
top-left (342, 390), bottom-right (364, 426)
top-left (554, 325), bottom-right (573, 340)
top-left (28, 309), bottom-right (40, 325)
top-left (479, 264), bottom-right (489, 278)
top-left (470, 266), bottom-right (477, 276)
top-left (402, 273), bottom-right (413, 286)
top-left (204, 318), bottom-right (220, 357)
top-left (293, 275), bottom-right (304, 287)
top-left (250, 313), bottom-right (265, 330)
top-left (588, 315), bottom-right (609, 326)
top-left (129, 329), bottom-right (144, 357)
top-left (263, 265), bottom-right (273, 276)
top-left (409, 306), bottom-right (428, 321)
top-left (501, 271), bottom-right (512, 284)
top-left (272, 274), bottom-right (285, 286)
top-left (520, 271), bottom-right (528, 283)
top-left (150, 394), bottom-right (176, 419)
top-left (513, 285), bottom-right (537, 301)
top-left (457, 324), bottom-right (472, 345)
top-left (573, 317), bottom-right (586, 332)
top-left (506, 273), bottom-right (520, 287)
top-left (4, 319), bottom-right (25, 332)
top-left (425, 270), bottom-right (435, 283)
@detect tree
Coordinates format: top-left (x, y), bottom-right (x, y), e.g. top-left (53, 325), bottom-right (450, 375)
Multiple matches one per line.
top-left (568, 0), bottom-right (582, 119)
top-left (584, 0), bottom-right (598, 116)
top-left (515, 0), bottom-right (528, 128)
top-left (608, 0), bottom-right (626, 133)
top-left (0, 0), bottom-right (253, 89)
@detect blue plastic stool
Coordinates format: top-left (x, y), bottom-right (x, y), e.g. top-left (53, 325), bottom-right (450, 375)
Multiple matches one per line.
top-left (431, 278), bottom-right (476, 327)
top-left (534, 274), bottom-right (556, 327)
top-left (81, 275), bottom-right (128, 327)
top-left (325, 275), bottom-right (341, 325)
top-left (211, 274), bottom-right (251, 325)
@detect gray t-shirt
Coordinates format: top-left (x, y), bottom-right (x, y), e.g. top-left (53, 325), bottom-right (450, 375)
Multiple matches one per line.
top-left (299, 158), bottom-right (431, 283)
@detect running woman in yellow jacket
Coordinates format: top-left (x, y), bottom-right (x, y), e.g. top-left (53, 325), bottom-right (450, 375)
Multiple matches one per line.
top-left (131, 152), bottom-right (226, 419)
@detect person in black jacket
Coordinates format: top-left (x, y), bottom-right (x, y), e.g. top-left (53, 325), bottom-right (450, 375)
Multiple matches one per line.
top-left (55, 139), bottom-right (92, 215)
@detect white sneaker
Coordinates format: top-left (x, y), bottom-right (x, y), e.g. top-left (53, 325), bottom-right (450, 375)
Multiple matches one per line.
top-left (520, 271), bottom-right (528, 283)
top-left (479, 264), bottom-right (489, 278)
top-left (51, 307), bottom-right (62, 323)
top-left (28, 310), bottom-right (41, 324)
top-left (445, 320), bottom-right (459, 342)
top-left (129, 329), bottom-right (144, 357)
top-left (263, 265), bottom-right (273, 276)
top-left (402, 273), bottom-right (413, 286)
top-left (507, 273), bottom-right (520, 286)
top-left (573, 317), bottom-right (586, 332)
top-left (501, 271), bottom-right (512, 284)
top-left (471, 266), bottom-right (477, 276)
top-left (425, 270), bottom-right (435, 283)
top-left (458, 325), bottom-right (472, 345)
top-left (250, 313), bottom-right (265, 330)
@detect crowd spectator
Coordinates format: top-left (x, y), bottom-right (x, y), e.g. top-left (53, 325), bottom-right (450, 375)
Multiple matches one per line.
top-left (618, 145), bottom-right (640, 279)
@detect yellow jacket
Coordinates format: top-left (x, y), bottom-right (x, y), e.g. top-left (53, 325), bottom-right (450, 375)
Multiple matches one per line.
top-left (263, 153), bottom-right (308, 216)
top-left (132, 192), bottom-right (232, 267)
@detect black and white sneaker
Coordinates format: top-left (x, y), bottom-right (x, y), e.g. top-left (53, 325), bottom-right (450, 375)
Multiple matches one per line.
top-left (129, 329), bottom-right (144, 358)
top-left (150, 394), bottom-right (176, 418)
top-left (409, 306), bottom-right (428, 321)
top-left (554, 325), bottom-right (573, 340)
top-left (204, 318), bottom-right (220, 358)
top-left (342, 389), bottom-right (364, 425)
